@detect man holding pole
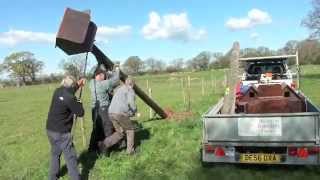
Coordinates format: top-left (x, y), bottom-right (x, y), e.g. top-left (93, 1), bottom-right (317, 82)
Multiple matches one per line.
top-left (88, 65), bottom-right (120, 153)
top-left (46, 75), bottom-right (85, 180)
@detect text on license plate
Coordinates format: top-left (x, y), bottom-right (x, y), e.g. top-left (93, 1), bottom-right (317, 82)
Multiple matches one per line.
top-left (240, 153), bottom-right (281, 163)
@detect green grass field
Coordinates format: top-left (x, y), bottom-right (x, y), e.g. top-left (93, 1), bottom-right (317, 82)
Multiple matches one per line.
top-left (0, 66), bottom-right (319, 180)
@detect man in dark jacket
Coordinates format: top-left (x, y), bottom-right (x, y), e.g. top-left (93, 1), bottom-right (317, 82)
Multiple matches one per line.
top-left (46, 75), bottom-right (85, 180)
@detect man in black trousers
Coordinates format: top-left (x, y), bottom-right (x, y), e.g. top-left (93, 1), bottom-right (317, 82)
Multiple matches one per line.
top-left (46, 75), bottom-right (85, 180)
top-left (88, 66), bottom-right (120, 153)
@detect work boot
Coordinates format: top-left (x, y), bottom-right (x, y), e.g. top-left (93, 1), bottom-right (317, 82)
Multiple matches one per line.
top-left (118, 139), bottom-right (126, 149)
top-left (126, 130), bottom-right (135, 155)
top-left (104, 132), bottom-right (124, 147)
top-left (97, 141), bottom-right (109, 156)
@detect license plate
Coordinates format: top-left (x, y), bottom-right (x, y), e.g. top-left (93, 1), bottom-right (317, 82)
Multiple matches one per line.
top-left (240, 153), bottom-right (281, 163)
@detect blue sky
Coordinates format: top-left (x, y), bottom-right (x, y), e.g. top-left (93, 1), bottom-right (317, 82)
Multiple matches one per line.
top-left (0, 0), bottom-right (313, 74)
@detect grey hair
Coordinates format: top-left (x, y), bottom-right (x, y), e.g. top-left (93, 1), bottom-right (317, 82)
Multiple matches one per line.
top-left (125, 77), bottom-right (135, 86)
top-left (61, 75), bottom-right (76, 88)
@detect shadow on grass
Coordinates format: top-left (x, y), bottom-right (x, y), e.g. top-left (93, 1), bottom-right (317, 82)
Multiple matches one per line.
top-left (135, 127), bottom-right (151, 147)
top-left (190, 161), bottom-right (320, 180)
top-left (59, 122), bottom-right (150, 179)
top-left (79, 151), bottom-right (99, 180)
top-left (59, 150), bottom-right (99, 180)
top-left (113, 121), bottom-right (151, 150)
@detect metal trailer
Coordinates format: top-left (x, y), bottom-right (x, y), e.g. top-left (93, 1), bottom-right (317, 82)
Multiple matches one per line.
top-left (201, 98), bottom-right (320, 165)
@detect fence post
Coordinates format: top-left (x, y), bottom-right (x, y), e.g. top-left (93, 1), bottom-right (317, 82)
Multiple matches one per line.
top-left (214, 77), bottom-right (217, 94)
top-left (146, 79), bottom-right (149, 90)
top-left (181, 78), bottom-right (186, 107)
top-left (187, 76), bottom-right (191, 111)
top-left (201, 78), bottom-right (205, 96)
top-left (148, 88), bottom-right (153, 119)
top-left (211, 75), bottom-right (214, 92)
top-left (224, 69), bottom-right (227, 87)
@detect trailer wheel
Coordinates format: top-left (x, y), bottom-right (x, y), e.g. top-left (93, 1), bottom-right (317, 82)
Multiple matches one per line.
top-left (200, 148), bottom-right (211, 168)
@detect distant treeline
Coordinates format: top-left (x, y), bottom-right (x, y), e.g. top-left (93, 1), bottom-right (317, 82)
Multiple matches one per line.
top-left (1, 39), bottom-right (320, 87)
top-left (121, 39), bottom-right (320, 75)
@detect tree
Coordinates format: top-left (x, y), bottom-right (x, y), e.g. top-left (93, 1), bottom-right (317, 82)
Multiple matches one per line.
top-left (26, 58), bottom-right (44, 82)
top-left (187, 51), bottom-right (211, 71)
top-left (302, 0), bottom-right (320, 38)
top-left (256, 46), bottom-right (277, 56)
top-left (145, 58), bottom-right (157, 72)
top-left (60, 54), bottom-right (88, 79)
top-left (144, 58), bottom-right (165, 73)
top-left (123, 56), bottom-right (144, 74)
top-left (241, 46), bottom-right (276, 58)
top-left (282, 40), bottom-right (299, 54)
top-left (2, 51), bottom-right (44, 85)
top-left (276, 40), bottom-right (300, 65)
top-left (0, 63), bottom-right (4, 75)
top-left (297, 39), bottom-right (320, 64)
top-left (154, 60), bottom-right (166, 72)
top-left (194, 51), bottom-right (211, 70)
top-left (170, 58), bottom-right (184, 71)
top-left (210, 52), bottom-right (229, 69)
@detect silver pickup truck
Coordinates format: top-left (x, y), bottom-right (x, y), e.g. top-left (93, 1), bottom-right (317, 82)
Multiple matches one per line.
top-left (201, 55), bottom-right (320, 165)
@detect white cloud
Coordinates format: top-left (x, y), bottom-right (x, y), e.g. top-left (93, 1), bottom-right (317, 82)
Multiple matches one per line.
top-left (226, 9), bottom-right (272, 30)
top-left (96, 25), bottom-right (132, 43)
top-left (142, 11), bottom-right (207, 41)
top-left (0, 29), bottom-right (55, 46)
top-left (0, 25), bottom-right (132, 46)
top-left (250, 32), bottom-right (260, 41)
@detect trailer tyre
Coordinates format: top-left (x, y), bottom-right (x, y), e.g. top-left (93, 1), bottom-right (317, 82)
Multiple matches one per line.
top-left (200, 148), bottom-right (211, 168)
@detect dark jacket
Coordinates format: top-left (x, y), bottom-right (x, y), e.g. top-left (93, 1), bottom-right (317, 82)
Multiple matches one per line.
top-left (46, 86), bottom-right (84, 133)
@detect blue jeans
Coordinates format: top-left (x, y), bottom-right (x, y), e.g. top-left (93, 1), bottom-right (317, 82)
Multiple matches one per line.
top-left (47, 130), bottom-right (80, 180)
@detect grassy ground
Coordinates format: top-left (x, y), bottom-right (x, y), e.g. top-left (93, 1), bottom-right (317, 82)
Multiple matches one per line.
top-left (0, 66), bottom-right (319, 180)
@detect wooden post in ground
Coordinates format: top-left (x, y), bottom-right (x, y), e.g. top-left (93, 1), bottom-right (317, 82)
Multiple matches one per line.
top-left (148, 88), bottom-right (153, 119)
top-left (214, 77), bottom-right (217, 94)
top-left (296, 51), bottom-right (300, 89)
top-left (201, 78), bottom-right (205, 96)
top-left (181, 78), bottom-right (186, 107)
top-left (211, 75), bottom-right (214, 92)
top-left (187, 76), bottom-right (191, 111)
top-left (221, 42), bottom-right (240, 114)
top-left (224, 70), bottom-right (227, 87)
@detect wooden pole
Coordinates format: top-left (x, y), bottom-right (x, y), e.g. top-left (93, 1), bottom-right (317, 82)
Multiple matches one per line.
top-left (148, 88), bottom-right (153, 119)
top-left (211, 75), bottom-right (214, 91)
top-left (201, 78), bottom-right (205, 96)
top-left (187, 76), bottom-right (191, 111)
top-left (181, 78), bottom-right (186, 106)
top-left (79, 118), bottom-right (86, 147)
top-left (296, 51), bottom-right (300, 89)
top-left (221, 42), bottom-right (240, 114)
top-left (214, 76), bottom-right (217, 94)
top-left (224, 70), bottom-right (227, 87)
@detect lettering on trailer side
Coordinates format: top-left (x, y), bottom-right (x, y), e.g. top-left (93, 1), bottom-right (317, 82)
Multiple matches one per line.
top-left (238, 117), bottom-right (282, 136)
